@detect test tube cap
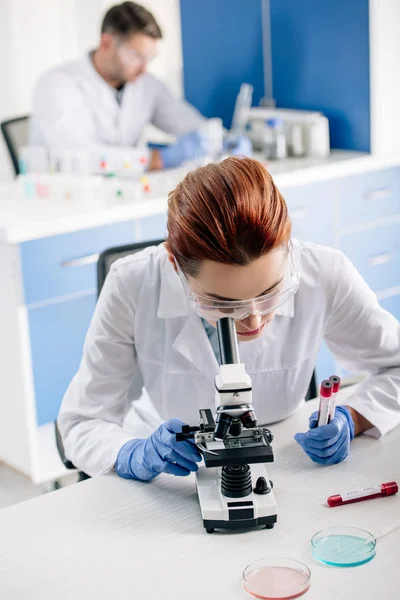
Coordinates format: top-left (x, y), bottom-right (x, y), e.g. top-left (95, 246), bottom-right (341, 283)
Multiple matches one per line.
top-left (382, 481), bottom-right (398, 496)
top-left (329, 375), bottom-right (341, 393)
top-left (320, 379), bottom-right (333, 398)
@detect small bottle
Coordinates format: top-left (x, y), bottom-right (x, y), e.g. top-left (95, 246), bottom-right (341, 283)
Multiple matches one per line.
top-left (263, 117), bottom-right (287, 160)
top-left (203, 118), bottom-right (224, 162)
top-left (289, 124), bottom-right (305, 157)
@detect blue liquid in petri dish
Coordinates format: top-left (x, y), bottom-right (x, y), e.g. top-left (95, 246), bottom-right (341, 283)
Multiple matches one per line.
top-left (311, 534), bottom-right (376, 567)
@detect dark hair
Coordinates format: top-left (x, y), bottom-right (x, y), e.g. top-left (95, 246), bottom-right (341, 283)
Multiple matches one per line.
top-left (167, 157), bottom-right (292, 277)
top-left (101, 2), bottom-right (162, 39)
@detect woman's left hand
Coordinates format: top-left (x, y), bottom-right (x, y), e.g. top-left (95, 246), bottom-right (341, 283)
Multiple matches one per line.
top-left (294, 406), bottom-right (355, 465)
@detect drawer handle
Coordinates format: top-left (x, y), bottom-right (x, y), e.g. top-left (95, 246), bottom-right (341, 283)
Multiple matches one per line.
top-left (290, 206), bottom-right (308, 220)
top-left (369, 253), bottom-right (393, 267)
top-left (366, 187), bottom-right (392, 201)
top-left (61, 253), bottom-right (100, 268)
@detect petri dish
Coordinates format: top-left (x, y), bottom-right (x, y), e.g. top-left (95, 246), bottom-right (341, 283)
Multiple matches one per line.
top-left (311, 526), bottom-right (376, 568)
top-left (242, 558), bottom-right (311, 599)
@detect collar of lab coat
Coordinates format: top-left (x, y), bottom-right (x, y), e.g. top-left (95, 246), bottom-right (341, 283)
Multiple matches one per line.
top-left (157, 257), bottom-right (189, 318)
top-left (157, 253), bottom-right (295, 320)
top-left (83, 51), bottom-right (114, 92)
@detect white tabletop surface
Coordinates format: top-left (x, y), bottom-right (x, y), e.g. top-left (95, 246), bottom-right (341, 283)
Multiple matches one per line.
top-left (3, 149), bottom-right (400, 244)
top-left (0, 386), bottom-right (399, 600)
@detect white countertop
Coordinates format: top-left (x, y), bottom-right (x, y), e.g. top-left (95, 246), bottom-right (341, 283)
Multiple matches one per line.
top-left (1, 150), bottom-right (399, 244)
top-left (0, 387), bottom-right (399, 599)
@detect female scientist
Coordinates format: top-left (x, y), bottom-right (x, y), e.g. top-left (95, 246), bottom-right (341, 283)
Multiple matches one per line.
top-left (58, 157), bottom-right (400, 480)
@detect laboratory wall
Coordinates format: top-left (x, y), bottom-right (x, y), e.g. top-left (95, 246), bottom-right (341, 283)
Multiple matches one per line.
top-left (369, 0), bottom-right (400, 155)
top-left (0, 0), bottom-right (184, 180)
top-left (270, 0), bottom-right (370, 152)
top-left (180, 0), bottom-right (370, 152)
top-left (180, 0), bottom-right (265, 128)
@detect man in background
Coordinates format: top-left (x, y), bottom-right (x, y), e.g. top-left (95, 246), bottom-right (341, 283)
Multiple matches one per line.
top-left (29, 2), bottom-right (247, 170)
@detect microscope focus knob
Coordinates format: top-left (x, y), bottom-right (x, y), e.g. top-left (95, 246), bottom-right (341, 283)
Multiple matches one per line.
top-left (263, 429), bottom-right (274, 444)
top-left (253, 476), bottom-right (271, 495)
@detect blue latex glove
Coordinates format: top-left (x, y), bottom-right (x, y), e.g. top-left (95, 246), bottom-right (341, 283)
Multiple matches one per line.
top-left (294, 406), bottom-right (355, 465)
top-left (115, 418), bottom-right (202, 481)
top-left (159, 131), bottom-right (205, 169)
top-left (223, 134), bottom-right (252, 157)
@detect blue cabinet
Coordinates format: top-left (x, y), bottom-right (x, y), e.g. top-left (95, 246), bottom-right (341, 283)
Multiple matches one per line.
top-left (23, 215), bottom-right (170, 426)
top-left (283, 182), bottom-right (337, 247)
top-left (337, 168), bottom-right (400, 229)
top-left (21, 221), bottom-right (136, 305)
top-left (28, 293), bottom-right (97, 426)
top-left (340, 222), bottom-right (400, 293)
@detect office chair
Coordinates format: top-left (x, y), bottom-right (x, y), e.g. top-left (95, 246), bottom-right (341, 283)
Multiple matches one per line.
top-left (54, 238), bottom-right (164, 481)
top-left (97, 239), bottom-right (165, 296)
top-left (55, 237), bottom-right (317, 479)
top-left (0, 116), bottom-right (30, 176)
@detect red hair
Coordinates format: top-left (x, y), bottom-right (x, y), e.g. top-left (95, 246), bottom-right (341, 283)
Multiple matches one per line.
top-left (167, 157), bottom-right (291, 276)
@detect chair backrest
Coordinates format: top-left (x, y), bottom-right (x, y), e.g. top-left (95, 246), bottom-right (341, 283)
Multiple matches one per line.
top-left (0, 116), bottom-right (30, 176)
top-left (97, 238), bottom-right (165, 297)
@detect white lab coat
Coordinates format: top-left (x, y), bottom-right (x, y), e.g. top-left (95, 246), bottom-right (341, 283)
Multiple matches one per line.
top-left (58, 240), bottom-right (400, 477)
top-left (29, 53), bottom-right (204, 149)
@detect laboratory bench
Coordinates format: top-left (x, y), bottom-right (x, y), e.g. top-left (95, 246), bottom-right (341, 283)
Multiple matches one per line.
top-left (0, 150), bottom-right (400, 484)
top-left (0, 388), bottom-right (398, 600)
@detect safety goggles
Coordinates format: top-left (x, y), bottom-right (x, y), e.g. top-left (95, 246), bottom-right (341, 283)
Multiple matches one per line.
top-left (115, 38), bottom-right (157, 65)
top-left (176, 241), bottom-right (300, 322)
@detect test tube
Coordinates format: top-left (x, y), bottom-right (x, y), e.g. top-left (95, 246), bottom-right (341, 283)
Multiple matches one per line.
top-left (317, 380), bottom-right (333, 427)
top-left (202, 118), bottom-right (224, 162)
top-left (231, 83), bottom-right (253, 137)
top-left (328, 375), bottom-right (341, 422)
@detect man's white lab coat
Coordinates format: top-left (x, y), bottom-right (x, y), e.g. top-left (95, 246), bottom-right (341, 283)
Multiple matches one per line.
top-left (29, 53), bottom-right (204, 149)
top-left (58, 240), bottom-right (400, 476)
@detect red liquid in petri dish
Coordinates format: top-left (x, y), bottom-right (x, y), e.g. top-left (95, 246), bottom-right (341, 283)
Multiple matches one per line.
top-left (243, 565), bottom-right (310, 599)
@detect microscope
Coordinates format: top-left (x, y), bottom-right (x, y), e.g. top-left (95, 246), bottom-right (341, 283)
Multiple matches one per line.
top-left (177, 317), bottom-right (277, 533)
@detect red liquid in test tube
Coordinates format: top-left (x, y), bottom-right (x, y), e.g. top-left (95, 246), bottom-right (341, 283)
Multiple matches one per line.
top-left (328, 375), bottom-right (341, 422)
top-left (328, 482), bottom-right (398, 507)
top-left (317, 380), bottom-right (333, 427)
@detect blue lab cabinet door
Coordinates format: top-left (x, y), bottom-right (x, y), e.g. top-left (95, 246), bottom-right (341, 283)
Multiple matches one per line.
top-left (21, 221), bottom-right (137, 305)
top-left (28, 293), bottom-right (97, 426)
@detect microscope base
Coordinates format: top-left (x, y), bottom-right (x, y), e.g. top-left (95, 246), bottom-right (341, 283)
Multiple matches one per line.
top-left (196, 463), bottom-right (278, 533)
top-left (203, 515), bottom-right (276, 534)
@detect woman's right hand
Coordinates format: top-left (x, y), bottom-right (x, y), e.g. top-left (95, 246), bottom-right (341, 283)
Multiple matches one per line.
top-left (115, 418), bottom-right (202, 481)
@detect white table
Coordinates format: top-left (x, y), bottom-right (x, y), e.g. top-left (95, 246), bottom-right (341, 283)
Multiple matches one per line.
top-left (0, 387), bottom-right (399, 600)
